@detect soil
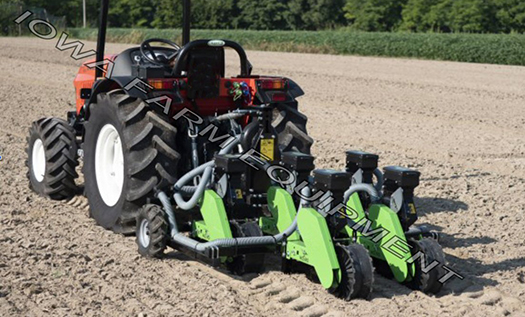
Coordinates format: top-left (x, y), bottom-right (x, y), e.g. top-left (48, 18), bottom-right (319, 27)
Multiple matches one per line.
top-left (1, 37), bottom-right (524, 316)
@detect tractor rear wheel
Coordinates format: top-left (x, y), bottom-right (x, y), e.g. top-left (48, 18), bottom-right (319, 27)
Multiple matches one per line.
top-left (272, 102), bottom-right (313, 154)
top-left (84, 90), bottom-right (179, 234)
top-left (26, 117), bottom-right (78, 200)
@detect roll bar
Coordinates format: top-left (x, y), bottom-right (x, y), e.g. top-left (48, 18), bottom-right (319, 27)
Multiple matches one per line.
top-left (95, 0), bottom-right (109, 78)
top-left (95, 0), bottom-right (192, 77)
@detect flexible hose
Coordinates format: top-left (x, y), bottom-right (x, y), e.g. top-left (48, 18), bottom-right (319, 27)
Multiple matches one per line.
top-left (179, 185), bottom-right (197, 195)
top-left (158, 188), bottom-right (299, 254)
top-left (343, 183), bottom-right (380, 205)
top-left (173, 137), bottom-right (241, 210)
top-left (157, 191), bottom-right (179, 236)
top-left (172, 210), bottom-right (298, 253)
top-left (373, 168), bottom-right (384, 193)
top-left (173, 161), bottom-right (214, 210)
top-left (299, 186), bottom-right (311, 208)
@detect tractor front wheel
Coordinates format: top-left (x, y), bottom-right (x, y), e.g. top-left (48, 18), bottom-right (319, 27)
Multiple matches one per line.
top-left (26, 117), bottom-right (78, 200)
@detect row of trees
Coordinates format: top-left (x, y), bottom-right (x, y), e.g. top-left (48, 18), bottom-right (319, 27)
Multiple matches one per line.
top-left (2, 0), bottom-right (525, 33)
top-left (352, 0), bottom-right (525, 33)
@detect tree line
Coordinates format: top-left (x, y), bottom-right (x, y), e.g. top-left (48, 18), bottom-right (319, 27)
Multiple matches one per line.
top-left (2, 0), bottom-right (525, 33)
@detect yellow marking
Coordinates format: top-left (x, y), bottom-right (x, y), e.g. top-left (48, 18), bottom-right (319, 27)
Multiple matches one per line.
top-left (235, 189), bottom-right (243, 199)
top-left (260, 138), bottom-right (274, 161)
top-left (409, 203), bottom-right (417, 214)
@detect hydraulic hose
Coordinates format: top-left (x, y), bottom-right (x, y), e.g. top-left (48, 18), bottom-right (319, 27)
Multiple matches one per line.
top-left (343, 183), bottom-right (380, 205)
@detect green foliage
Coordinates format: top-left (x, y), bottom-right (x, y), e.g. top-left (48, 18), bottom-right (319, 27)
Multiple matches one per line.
top-left (237, 0), bottom-right (288, 30)
top-left (69, 27), bottom-right (525, 66)
top-left (1, 0), bottom-right (525, 34)
top-left (343, 0), bottom-right (408, 31)
top-left (108, 0), bottom-right (156, 28)
top-left (493, 0), bottom-right (525, 32)
top-left (448, 0), bottom-right (493, 32)
top-left (400, 0), bottom-right (441, 32)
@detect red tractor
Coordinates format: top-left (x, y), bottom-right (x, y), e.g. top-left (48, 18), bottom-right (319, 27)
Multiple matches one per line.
top-left (26, 0), bottom-right (312, 235)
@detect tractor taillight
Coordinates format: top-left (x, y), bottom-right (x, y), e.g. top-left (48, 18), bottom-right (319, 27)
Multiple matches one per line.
top-left (259, 79), bottom-right (286, 90)
top-left (148, 79), bottom-right (176, 90)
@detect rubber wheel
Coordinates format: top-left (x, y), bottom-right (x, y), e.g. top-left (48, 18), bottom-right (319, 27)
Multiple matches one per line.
top-left (372, 257), bottom-right (394, 279)
top-left (84, 89), bottom-right (179, 234)
top-left (272, 102), bottom-right (313, 154)
top-left (26, 117), bottom-right (78, 200)
top-left (406, 238), bottom-right (446, 294)
top-left (227, 221), bottom-right (266, 275)
top-left (329, 244), bottom-right (374, 300)
top-left (136, 204), bottom-right (168, 258)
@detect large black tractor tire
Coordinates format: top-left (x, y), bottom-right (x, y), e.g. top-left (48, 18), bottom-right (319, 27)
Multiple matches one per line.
top-left (26, 117), bottom-right (78, 200)
top-left (84, 89), bottom-right (179, 235)
top-left (136, 204), bottom-right (169, 258)
top-left (272, 103), bottom-right (313, 154)
top-left (227, 221), bottom-right (266, 275)
top-left (406, 238), bottom-right (446, 294)
top-left (329, 244), bottom-right (374, 300)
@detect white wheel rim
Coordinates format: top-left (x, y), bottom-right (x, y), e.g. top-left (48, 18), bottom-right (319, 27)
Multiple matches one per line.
top-left (139, 219), bottom-right (150, 247)
top-left (95, 124), bottom-right (124, 207)
top-left (32, 139), bottom-right (46, 182)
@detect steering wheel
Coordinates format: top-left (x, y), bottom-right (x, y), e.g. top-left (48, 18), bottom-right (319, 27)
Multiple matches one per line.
top-left (140, 38), bottom-right (181, 65)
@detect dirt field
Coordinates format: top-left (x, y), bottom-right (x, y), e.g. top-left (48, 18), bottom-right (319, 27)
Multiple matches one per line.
top-left (1, 36), bottom-right (525, 316)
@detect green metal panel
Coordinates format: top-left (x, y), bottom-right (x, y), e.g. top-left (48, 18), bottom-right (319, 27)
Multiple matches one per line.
top-left (286, 240), bottom-right (308, 263)
top-left (353, 204), bottom-right (413, 282)
top-left (192, 220), bottom-right (210, 241)
top-left (342, 192), bottom-right (415, 282)
top-left (259, 216), bottom-right (279, 235)
top-left (369, 204), bottom-right (413, 282)
top-left (264, 186), bottom-right (300, 241)
top-left (297, 207), bottom-right (341, 289)
top-left (199, 190), bottom-right (233, 241)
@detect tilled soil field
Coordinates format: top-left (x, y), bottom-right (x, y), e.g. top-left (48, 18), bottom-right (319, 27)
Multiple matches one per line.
top-left (1, 37), bottom-right (525, 316)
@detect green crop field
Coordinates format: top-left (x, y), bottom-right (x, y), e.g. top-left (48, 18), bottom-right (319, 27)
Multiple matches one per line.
top-left (68, 28), bottom-right (525, 66)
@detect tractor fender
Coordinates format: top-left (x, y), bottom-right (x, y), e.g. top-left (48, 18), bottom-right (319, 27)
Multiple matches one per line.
top-left (83, 79), bottom-right (122, 119)
top-left (88, 77), bottom-right (149, 105)
top-left (286, 78), bottom-right (304, 99)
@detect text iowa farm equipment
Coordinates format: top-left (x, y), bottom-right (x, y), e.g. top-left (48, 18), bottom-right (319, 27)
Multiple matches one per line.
top-left (26, 0), bottom-right (447, 300)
